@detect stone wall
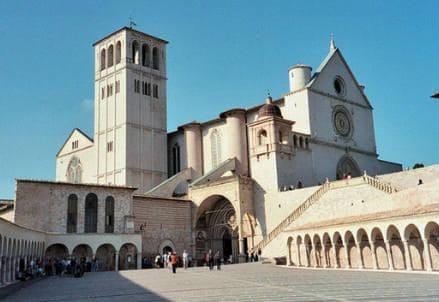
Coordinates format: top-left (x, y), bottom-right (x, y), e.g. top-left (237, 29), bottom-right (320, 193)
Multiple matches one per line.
top-left (133, 195), bottom-right (192, 258)
top-left (14, 180), bottom-right (136, 234)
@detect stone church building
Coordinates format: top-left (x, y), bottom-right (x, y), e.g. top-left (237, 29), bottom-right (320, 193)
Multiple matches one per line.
top-left (1, 27), bottom-right (438, 284)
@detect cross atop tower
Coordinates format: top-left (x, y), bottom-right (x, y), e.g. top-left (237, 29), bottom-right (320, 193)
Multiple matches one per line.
top-left (129, 16), bottom-right (137, 29)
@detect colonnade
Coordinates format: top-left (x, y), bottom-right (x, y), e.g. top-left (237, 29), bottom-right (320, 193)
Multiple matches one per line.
top-left (0, 235), bottom-right (45, 285)
top-left (288, 221), bottom-right (439, 272)
top-left (45, 242), bottom-right (141, 271)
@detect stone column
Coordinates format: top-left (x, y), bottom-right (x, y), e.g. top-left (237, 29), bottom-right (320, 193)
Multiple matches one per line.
top-left (238, 239), bottom-right (246, 263)
top-left (403, 241), bottom-right (412, 271)
top-left (422, 239), bottom-right (432, 271)
top-left (323, 248), bottom-right (328, 268)
top-left (0, 257), bottom-right (3, 285)
top-left (296, 244), bottom-right (301, 266)
top-left (357, 246), bottom-right (364, 269)
top-left (115, 253), bottom-right (119, 272)
top-left (313, 244), bottom-right (319, 268)
top-left (385, 241), bottom-right (394, 270)
top-left (344, 247), bottom-right (351, 269)
top-left (137, 253), bottom-right (142, 269)
top-left (333, 247), bottom-right (339, 268)
top-left (371, 243), bottom-right (378, 270)
top-left (182, 123), bottom-right (203, 179)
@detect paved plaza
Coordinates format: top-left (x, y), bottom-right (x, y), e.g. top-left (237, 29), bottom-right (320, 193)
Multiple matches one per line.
top-left (3, 263), bottom-right (439, 301)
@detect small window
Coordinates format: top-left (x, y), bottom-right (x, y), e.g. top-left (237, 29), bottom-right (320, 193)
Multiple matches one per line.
top-left (116, 41), bottom-right (121, 64)
top-left (334, 76), bottom-right (345, 96)
top-left (152, 47), bottom-right (159, 70)
top-left (101, 87), bottom-right (105, 99)
top-left (107, 141), bottom-right (113, 152)
top-left (172, 143), bottom-right (181, 175)
top-left (105, 196), bottom-right (115, 233)
top-left (107, 45), bottom-right (114, 67)
top-left (132, 41), bottom-right (139, 64)
top-left (72, 140), bottom-right (79, 150)
top-left (100, 49), bottom-right (106, 71)
top-left (147, 83), bottom-right (151, 96)
top-left (67, 194), bottom-right (78, 233)
top-left (258, 130), bottom-right (267, 145)
top-left (115, 80), bottom-right (120, 93)
top-left (153, 84), bottom-right (158, 98)
top-left (142, 44), bottom-right (150, 67)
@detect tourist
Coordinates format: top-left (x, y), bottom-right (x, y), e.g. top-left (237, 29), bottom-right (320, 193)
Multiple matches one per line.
top-left (214, 250), bottom-right (221, 270)
top-left (418, 179), bottom-right (423, 185)
top-left (91, 257), bottom-right (97, 272)
top-left (297, 180), bottom-right (303, 189)
top-left (182, 250), bottom-right (188, 269)
top-left (205, 249), bottom-right (214, 270)
top-left (170, 252), bottom-right (178, 274)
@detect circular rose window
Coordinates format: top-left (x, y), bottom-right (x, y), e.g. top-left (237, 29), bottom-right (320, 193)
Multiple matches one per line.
top-left (333, 106), bottom-right (353, 137)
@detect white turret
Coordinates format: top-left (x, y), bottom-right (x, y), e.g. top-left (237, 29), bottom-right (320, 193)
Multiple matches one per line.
top-left (288, 64), bottom-right (312, 92)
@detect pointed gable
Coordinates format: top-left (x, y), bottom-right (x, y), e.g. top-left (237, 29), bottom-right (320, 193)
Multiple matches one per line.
top-left (56, 128), bottom-right (94, 157)
top-left (307, 48), bottom-right (373, 109)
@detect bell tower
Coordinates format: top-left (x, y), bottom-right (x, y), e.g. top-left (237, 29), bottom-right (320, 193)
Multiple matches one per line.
top-left (93, 27), bottom-right (168, 192)
top-left (248, 96), bottom-right (295, 191)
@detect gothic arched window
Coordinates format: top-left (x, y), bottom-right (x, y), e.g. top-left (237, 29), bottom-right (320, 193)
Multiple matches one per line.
top-left (107, 44), bottom-right (114, 67)
top-left (210, 129), bottom-right (222, 168)
top-left (116, 41), bottom-right (121, 64)
top-left (67, 157), bottom-right (82, 183)
top-left (100, 49), bottom-right (106, 71)
top-left (142, 44), bottom-right (150, 67)
top-left (67, 194), bottom-right (77, 233)
top-left (84, 193), bottom-right (98, 233)
top-left (105, 196), bottom-right (115, 233)
top-left (132, 41), bottom-right (139, 64)
top-left (152, 47), bottom-right (159, 70)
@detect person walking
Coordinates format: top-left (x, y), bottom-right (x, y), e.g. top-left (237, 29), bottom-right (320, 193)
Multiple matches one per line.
top-left (182, 250), bottom-right (188, 269)
top-left (214, 250), bottom-right (222, 270)
top-left (170, 252), bottom-right (178, 274)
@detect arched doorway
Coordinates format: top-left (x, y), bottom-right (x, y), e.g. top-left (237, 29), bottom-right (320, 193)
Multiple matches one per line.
top-left (119, 243), bottom-right (137, 270)
top-left (336, 155), bottom-right (361, 179)
top-left (96, 244), bottom-right (116, 271)
top-left (45, 244), bottom-right (69, 259)
top-left (195, 195), bottom-right (239, 265)
top-left (72, 244), bottom-right (93, 264)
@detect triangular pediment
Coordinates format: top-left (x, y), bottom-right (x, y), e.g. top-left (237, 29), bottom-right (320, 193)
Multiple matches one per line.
top-left (56, 128), bottom-right (94, 157)
top-left (308, 49), bottom-right (373, 109)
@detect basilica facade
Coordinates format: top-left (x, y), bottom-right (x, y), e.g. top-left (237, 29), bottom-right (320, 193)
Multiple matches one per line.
top-left (1, 27), bottom-right (438, 284)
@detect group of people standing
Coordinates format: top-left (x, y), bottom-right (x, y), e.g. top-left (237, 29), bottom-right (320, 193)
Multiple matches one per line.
top-left (205, 249), bottom-right (222, 271)
top-left (154, 250), bottom-right (191, 274)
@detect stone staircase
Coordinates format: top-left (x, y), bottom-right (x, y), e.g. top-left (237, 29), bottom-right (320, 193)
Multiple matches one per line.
top-left (252, 174), bottom-right (397, 253)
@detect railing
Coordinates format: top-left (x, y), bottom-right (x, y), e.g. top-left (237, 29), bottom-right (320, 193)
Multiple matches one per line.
top-left (252, 174), bottom-right (397, 253)
top-left (252, 182), bottom-right (331, 252)
top-left (363, 174), bottom-right (397, 194)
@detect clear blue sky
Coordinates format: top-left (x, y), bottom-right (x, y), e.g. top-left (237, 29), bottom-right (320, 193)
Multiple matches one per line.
top-left (0, 1), bottom-right (438, 199)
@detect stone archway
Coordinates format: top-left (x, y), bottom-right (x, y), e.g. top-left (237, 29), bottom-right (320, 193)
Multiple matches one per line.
top-left (119, 243), bottom-right (137, 270)
top-left (72, 244), bottom-right (93, 265)
top-left (45, 244), bottom-right (69, 259)
top-left (336, 155), bottom-right (361, 179)
top-left (387, 225), bottom-right (405, 270)
top-left (195, 195), bottom-right (239, 265)
top-left (371, 227), bottom-right (388, 269)
top-left (357, 228), bottom-right (373, 269)
top-left (96, 244), bottom-right (116, 271)
top-left (404, 224), bottom-right (424, 270)
top-left (424, 221), bottom-right (439, 270)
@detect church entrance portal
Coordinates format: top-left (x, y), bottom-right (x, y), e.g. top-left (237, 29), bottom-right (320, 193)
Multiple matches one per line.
top-left (195, 196), bottom-right (239, 265)
top-left (336, 155), bottom-right (361, 179)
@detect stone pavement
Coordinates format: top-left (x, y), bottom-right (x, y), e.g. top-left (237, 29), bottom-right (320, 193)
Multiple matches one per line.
top-left (3, 263), bottom-right (439, 301)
